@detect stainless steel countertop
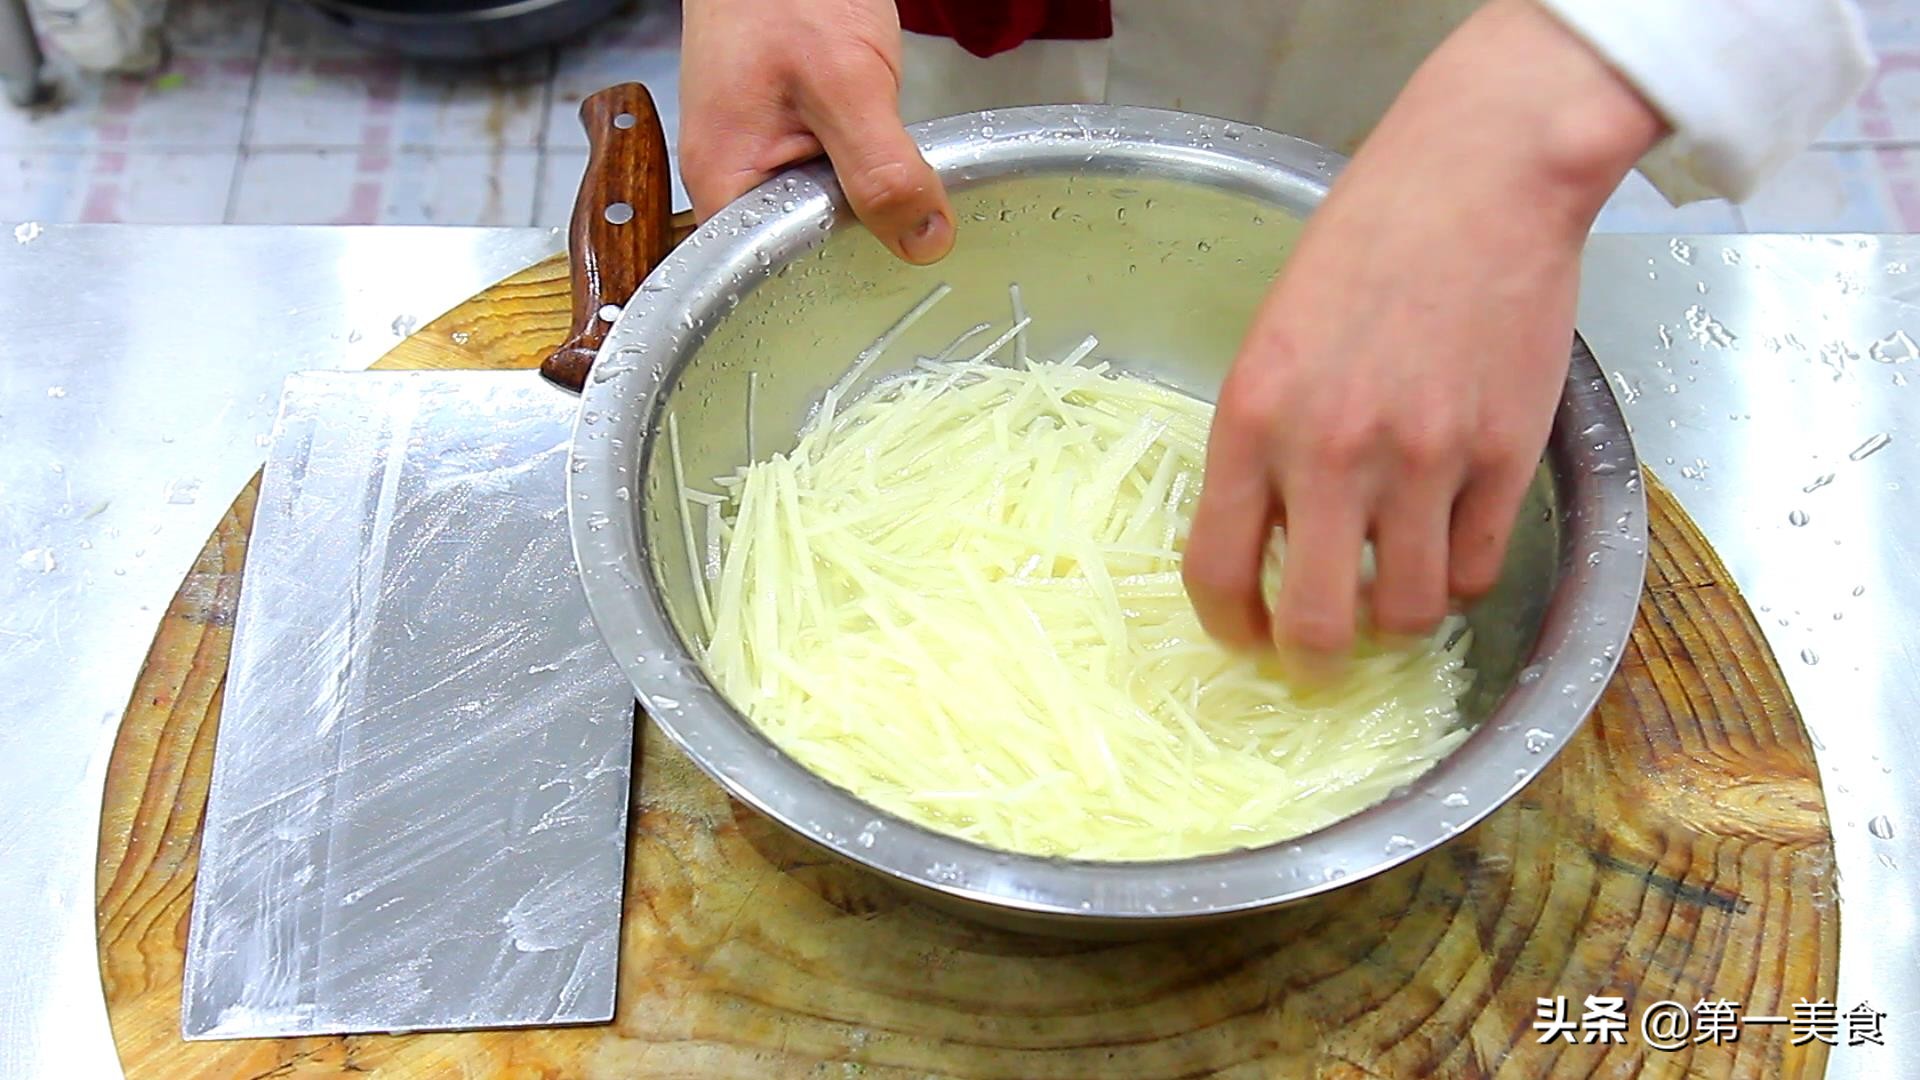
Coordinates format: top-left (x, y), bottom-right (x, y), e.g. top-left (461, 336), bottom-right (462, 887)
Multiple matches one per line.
top-left (1, 226), bottom-right (1912, 1079)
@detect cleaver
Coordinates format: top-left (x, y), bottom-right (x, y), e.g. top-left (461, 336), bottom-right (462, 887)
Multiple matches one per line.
top-left (181, 370), bottom-right (635, 1039)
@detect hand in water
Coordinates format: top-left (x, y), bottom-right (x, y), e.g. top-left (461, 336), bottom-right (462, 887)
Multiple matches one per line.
top-left (680, 0), bottom-right (955, 263)
top-left (1183, 0), bottom-right (1663, 669)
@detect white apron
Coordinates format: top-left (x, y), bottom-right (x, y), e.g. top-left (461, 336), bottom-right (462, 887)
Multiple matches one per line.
top-left (898, 0), bottom-right (1484, 162)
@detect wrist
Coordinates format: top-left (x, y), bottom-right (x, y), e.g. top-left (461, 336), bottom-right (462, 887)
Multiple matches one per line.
top-left (1372, 0), bottom-right (1666, 238)
top-left (1501, 0), bottom-right (1667, 200)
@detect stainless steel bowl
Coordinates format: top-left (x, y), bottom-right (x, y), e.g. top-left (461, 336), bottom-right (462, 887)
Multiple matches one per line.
top-left (569, 104), bottom-right (1646, 933)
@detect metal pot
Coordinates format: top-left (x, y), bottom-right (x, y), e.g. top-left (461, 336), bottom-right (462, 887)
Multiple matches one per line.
top-left (299, 0), bottom-right (626, 60)
top-left (545, 84), bottom-right (1645, 935)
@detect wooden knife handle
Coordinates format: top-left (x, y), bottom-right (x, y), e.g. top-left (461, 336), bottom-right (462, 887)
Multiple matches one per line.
top-left (541, 82), bottom-right (678, 392)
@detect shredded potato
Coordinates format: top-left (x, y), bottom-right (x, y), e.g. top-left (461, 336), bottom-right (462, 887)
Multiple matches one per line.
top-left (695, 290), bottom-right (1472, 860)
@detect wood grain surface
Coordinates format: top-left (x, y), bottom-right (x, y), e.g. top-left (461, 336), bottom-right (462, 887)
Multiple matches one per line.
top-left (95, 256), bottom-right (1838, 1079)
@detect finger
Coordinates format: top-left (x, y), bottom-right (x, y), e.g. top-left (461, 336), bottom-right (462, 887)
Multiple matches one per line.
top-left (797, 80), bottom-right (954, 264)
top-left (682, 131), bottom-right (824, 223)
top-left (1184, 467), bottom-right (1277, 653)
top-left (1369, 479), bottom-right (1456, 640)
top-left (1271, 477), bottom-right (1369, 664)
top-left (1184, 387), bottom-right (1280, 651)
top-left (1448, 463), bottom-right (1537, 600)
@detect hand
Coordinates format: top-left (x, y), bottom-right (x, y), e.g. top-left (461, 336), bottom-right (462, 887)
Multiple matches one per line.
top-left (1183, 0), bottom-right (1664, 666)
top-left (680, 0), bottom-right (955, 263)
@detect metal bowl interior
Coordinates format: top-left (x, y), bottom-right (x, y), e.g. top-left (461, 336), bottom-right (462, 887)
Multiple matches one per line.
top-left (570, 105), bottom-right (1645, 932)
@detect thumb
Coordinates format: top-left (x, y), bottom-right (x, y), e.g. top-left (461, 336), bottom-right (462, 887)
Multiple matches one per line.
top-left (799, 80), bottom-right (954, 265)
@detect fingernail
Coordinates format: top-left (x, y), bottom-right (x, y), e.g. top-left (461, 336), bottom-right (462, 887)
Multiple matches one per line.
top-left (899, 212), bottom-right (953, 264)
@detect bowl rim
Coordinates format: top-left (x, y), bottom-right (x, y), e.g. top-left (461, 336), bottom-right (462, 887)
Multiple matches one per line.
top-left (567, 103), bottom-right (1647, 922)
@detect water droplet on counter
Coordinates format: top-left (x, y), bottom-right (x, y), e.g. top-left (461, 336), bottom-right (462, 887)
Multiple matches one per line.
top-left (390, 314), bottom-right (416, 337)
top-left (1684, 305), bottom-right (1735, 348)
top-left (1441, 791), bottom-right (1469, 808)
top-left (14, 221), bottom-right (42, 244)
top-left (1609, 371), bottom-right (1642, 404)
top-left (1722, 249), bottom-right (1742, 266)
top-left (1696, 281), bottom-right (1709, 294)
top-left (1800, 648), bottom-right (1819, 666)
top-left (1870, 330), bottom-right (1917, 364)
top-left (1868, 815), bottom-right (1895, 840)
top-left (1849, 432), bottom-right (1891, 461)
top-left (1385, 834), bottom-right (1417, 854)
top-left (1803, 473), bottom-right (1835, 493)
top-left (45, 386), bottom-right (66, 398)
top-left (1325, 867), bottom-right (1348, 882)
top-left (1654, 325), bottom-right (1673, 350)
top-left (17, 548), bottom-right (55, 572)
top-left (450, 331), bottom-right (471, 346)
top-left (1523, 728), bottom-right (1555, 753)
top-left (1669, 238), bottom-right (1693, 264)
top-left (1853, 584), bottom-right (1866, 596)
top-left (1196, 240), bottom-right (1212, 252)
top-left (1788, 509), bottom-right (1809, 527)
top-left (1818, 341), bottom-right (1856, 380)
top-left (164, 478), bottom-right (201, 505)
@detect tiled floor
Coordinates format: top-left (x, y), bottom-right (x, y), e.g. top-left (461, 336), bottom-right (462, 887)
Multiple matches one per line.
top-left (4, 0), bottom-right (1919, 231)
top-left (0, 0), bottom-right (686, 225)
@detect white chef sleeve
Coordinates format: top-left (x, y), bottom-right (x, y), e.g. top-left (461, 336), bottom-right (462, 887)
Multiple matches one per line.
top-left (1532, 0), bottom-right (1875, 204)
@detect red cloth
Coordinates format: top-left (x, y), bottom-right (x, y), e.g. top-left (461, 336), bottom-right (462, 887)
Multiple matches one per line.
top-left (895, 0), bottom-right (1113, 59)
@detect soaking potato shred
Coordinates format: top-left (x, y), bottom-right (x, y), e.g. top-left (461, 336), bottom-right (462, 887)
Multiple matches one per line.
top-left (687, 292), bottom-right (1472, 860)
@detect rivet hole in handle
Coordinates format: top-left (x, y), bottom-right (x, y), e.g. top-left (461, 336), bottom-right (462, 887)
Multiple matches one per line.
top-left (541, 81), bottom-right (691, 392)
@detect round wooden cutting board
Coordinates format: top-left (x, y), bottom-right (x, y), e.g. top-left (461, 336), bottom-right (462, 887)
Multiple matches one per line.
top-left (95, 254), bottom-right (1838, 1080)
